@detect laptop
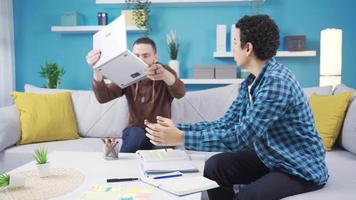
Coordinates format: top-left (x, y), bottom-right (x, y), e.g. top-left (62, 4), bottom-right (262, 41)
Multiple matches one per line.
top-left (93, 14), bottom-right (147, 88)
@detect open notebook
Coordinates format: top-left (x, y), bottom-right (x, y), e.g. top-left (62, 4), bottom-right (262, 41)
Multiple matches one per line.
top-left (137, 149), bottom-right (199, 174)
top-left (136, 149), bottom-right (190, 162)
top-left (141, 176), bottom-right (219, 196)
top-left (141, 160), bottom-right (199, 174)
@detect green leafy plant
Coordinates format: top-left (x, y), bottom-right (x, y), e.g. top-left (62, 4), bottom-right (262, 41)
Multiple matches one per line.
top-left (33, 146), bottom-right (48, 165)
top-left (0, 174), bottom-right (10, 188)
top-left (166, 31), bottom-right (180, 60)
top-left (39, 61), bottom-right (65, 89)
top-left (125, 0), bottom-right (151, 35)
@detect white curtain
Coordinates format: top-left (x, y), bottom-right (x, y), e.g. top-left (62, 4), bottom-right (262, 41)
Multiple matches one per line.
top-left (0, 0), bottom-right (16, 107)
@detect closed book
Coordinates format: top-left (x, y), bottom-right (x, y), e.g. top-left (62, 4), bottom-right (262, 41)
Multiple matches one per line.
top-left (216, 24), bottom-right (227, 52)
top-left (230, 24), bottom-right (236, 52)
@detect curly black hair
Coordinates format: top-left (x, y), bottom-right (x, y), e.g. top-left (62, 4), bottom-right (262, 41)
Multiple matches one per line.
top-left (235, 14), bottom-right (280, 60)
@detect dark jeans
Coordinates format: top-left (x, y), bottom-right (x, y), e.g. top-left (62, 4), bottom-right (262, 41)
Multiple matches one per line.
top-left (120, 126), bottom-right (153, 153)
top-left (204, 149), bottom-right (324, 200)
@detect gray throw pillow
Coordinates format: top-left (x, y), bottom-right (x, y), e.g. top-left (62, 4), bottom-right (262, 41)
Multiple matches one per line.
top-left (333, 84), bottom-right (356, 154)
top-left (333, 84), bottom-right (356, 102)
top-left (303, 85), bottom-right (333, 98)
top-left (0, 105), bottom-right (20, 151)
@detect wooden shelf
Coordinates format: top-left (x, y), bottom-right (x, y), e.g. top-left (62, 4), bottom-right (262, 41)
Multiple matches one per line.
top-left (51, 25), bottom-right (146, 34)
top-left (275, 50), bottom-right (317, 57)
top-left (213, 51), bottom-right (234, 57)
top-left (181, 79), bottom-right (244, 84)
top-left (96, 0), bottom-right (264, 5)
top-left (213, 50), bottom-right (317, 58)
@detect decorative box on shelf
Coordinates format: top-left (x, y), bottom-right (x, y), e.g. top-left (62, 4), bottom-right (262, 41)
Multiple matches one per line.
top-left (193, 66), bottom-right (215, 79)
top-left (284, 35), bottom-right (306, 51)
top-left (61, 11), bottom-right (84, 26)
top-left (215, 66), bottom-right (237, 79)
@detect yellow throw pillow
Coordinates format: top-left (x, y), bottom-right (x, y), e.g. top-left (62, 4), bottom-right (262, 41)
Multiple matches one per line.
top-left (11, 92), bottom-right (79, 144)
top-left (309, 91), bottom-right (352, 150)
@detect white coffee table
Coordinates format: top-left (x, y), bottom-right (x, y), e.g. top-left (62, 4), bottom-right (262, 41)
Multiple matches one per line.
top-left (8, 151), bottom-right (208, 200)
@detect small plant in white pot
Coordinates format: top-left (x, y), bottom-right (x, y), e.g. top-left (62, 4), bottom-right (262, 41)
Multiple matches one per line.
top-left (0, 173), bottom-right (25, 189)
top-left (33, 146), bottom-right (50, 178)
top-left (166, 31), bottom-right (180, 77)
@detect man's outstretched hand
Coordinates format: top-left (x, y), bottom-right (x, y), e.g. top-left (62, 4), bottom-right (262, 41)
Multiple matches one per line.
top-left (144, 116), bottom-right (184, 146)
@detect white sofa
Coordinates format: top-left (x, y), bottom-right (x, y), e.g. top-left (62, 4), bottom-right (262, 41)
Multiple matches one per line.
top-left (1, 83), bottom-right (356, 200)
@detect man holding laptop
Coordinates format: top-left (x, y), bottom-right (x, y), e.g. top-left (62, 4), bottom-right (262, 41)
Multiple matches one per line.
top-left (86, 37), bottom-right (185, 153)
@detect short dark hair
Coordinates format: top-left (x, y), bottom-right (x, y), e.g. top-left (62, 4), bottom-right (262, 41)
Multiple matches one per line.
top-left (133, 37), bottom-right (157, 53)
top-left (235, 14), bottom-right (280, 60)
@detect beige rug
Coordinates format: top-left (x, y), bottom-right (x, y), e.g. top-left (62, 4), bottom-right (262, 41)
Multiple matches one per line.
top-left (0, 168), bottom-right (85, 200)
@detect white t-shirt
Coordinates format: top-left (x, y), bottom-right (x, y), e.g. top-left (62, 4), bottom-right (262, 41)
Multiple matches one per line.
top-left (248, 79), bottom-right (256, 103)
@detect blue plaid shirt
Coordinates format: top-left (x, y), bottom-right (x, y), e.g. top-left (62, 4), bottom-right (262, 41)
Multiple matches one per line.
top-left (177, 58), bottom-right (328, 185)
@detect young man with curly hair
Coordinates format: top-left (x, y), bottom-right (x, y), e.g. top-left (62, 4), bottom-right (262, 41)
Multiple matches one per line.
top-left (144, 15), bottom-right (328, 200)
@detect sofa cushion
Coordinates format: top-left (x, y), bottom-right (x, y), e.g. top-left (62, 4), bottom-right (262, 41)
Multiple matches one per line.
top-left (308, 92), bottom-right (352, 150)
top-left (333, 84), bottom-right (356, 154)
top-left (303, 85), bottom-right (333, 98)
top-left (171, 84), bottom-right (240, 124)
top-left (11, 92), bottom-right (80, 144)
top-left (0, 105), bottom-right (20, 151)
top-left (334, 84), bottom-right (356, 102)
top-left (283, 149), bottom-right (356, 200)
top-left (24, 84), bottom-right (128, 138)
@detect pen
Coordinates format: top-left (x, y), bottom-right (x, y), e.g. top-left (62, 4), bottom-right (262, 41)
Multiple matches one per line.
top-left (107, 178), bottom-right (139, 182)
top-left (153, 173), bottom-right (182, 179)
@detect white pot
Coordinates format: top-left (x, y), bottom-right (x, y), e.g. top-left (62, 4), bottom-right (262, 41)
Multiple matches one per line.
top-left (37, 163), bottom-right (50, 178)
top-left (8, 174), bottom-right (25, 189)
top-left (168, 60), bottom-right (180, 77)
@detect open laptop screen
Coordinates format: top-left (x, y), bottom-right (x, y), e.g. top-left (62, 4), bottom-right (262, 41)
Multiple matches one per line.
top-left (93, 14), bottom-right (127, 68)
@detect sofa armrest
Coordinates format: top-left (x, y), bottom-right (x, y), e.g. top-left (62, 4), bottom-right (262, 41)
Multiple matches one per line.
top-left (0, 105), bottom-right (20, 152)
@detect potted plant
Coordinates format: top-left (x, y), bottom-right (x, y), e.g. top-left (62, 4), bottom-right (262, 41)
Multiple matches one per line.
top-left (166, 31), bottom-right (180, 77)
top-left (39, 61), bottom-right (65, 89)
top-left (0, 173), bottom-right (25, 189)
top-left (33, 146), bottom-right (50, 178)
top-left (123, 0), bottom-right (151, 35)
